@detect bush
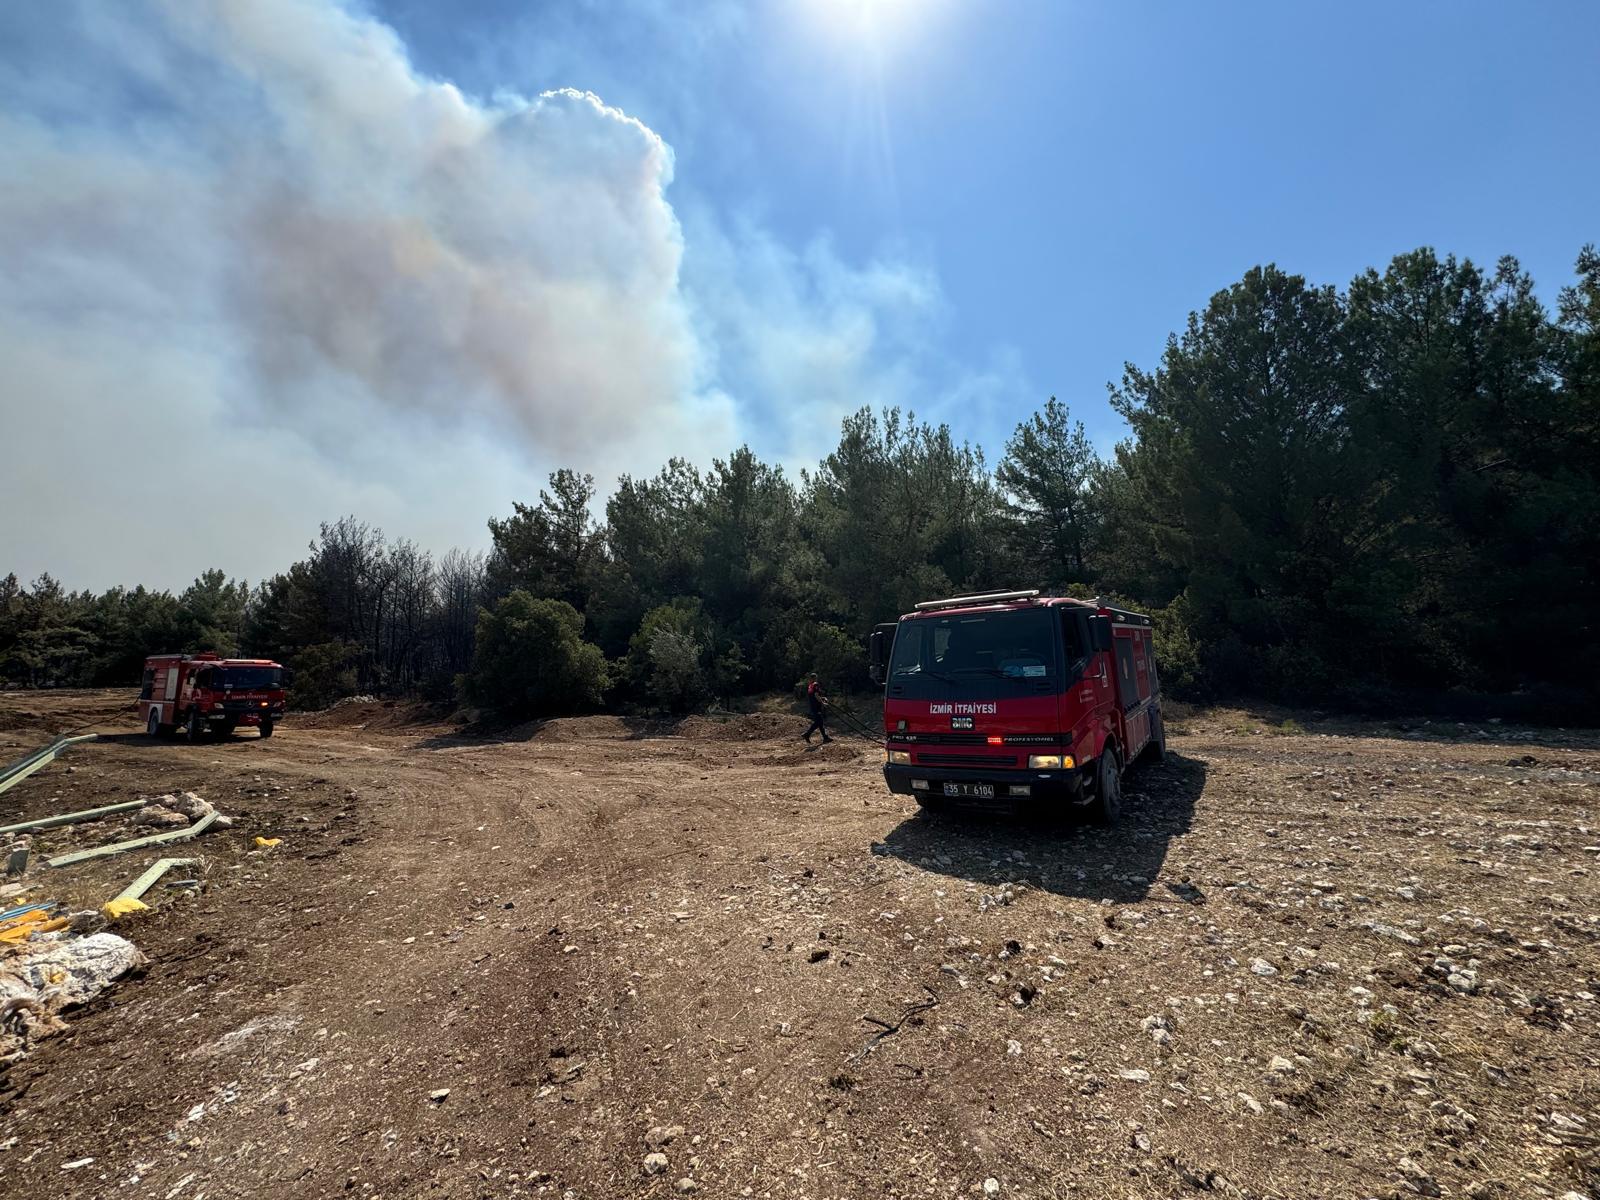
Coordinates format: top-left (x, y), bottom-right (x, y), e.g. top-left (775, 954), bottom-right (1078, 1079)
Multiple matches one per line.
top-left (1152, 595), bottom-right (1204, 699)
top-left (290, 641), bottom-right (359, 709)
top-left (625, 600), bottom-right (703, 694)
top-left (646, 627), bottom-right (710, 713)
top-left (784, 621), bottom-right (859, 692)
top-left (462, 592), bottom-right (608, 717)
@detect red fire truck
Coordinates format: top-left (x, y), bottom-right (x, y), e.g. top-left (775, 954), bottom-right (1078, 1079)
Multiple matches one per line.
top-left (138, 652), bottom-right (288, 741)
top-left (868, 589), bottom-right (1164, 822)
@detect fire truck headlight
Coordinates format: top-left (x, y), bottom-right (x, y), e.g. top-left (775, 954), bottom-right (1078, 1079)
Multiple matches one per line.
top-left (886, 750), bottom-right (912, 765)
top-left (1028, 754), bottom-right (1074, 770)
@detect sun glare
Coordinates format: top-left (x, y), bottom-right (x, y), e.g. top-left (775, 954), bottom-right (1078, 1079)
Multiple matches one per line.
top-left (813, 0), bottom-right (924, 43)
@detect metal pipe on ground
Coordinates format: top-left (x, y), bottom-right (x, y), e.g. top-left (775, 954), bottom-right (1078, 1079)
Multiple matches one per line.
top-left (0, 800), bottom-right (146, 837)
top-left (47, 811), bottom-right (219, 869)
top-left (113, 857), bottom-right (199, 904)
top-left (0, 734), bottom-right (99, 797)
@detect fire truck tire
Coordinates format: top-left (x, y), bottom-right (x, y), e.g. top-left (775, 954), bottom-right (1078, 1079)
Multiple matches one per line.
top-left (259, 720), bottom-right (275, 739)
top-left (185, 710), bottom-right (205, 742)
top-left (147, 709), bottom-right (162, 739)
top-left (1091, 748), bottom-right (1123, 826)
top-left (1147, 710), bottom-right (1166, 762)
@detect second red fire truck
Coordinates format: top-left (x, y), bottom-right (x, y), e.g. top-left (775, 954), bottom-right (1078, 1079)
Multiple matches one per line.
top-left (138, 652), bottom-right (288, 741)
top-left (869, 589), bottom-right (1164, 822)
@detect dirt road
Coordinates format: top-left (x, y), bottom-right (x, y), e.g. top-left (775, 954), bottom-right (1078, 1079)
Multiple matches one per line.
top-left (1, 691), bottom-right (1597, 1199)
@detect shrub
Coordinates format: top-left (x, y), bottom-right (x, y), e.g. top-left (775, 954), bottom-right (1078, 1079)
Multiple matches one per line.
top-left (784, 621), bottom-right (859, 692)
top-left (462, 592), bottom-right (608, 717)
top-left (646, 627), bottom-right (710, 713)
top-left (625, 599), bottom-right (703, 694)
top-left (290, 641), bottom-right (359, 709)
top-left (1152, 595), bottom-right (1204, 699)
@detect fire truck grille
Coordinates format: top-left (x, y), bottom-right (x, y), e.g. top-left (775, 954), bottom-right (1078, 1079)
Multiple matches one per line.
top-left (916, 753), bottom-right (1015, 767)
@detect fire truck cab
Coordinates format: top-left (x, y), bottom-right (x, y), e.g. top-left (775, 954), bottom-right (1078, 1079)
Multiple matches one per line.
top-left (869, 589), bottom-right (1164, 822)
top-left (138, 652), bottom-right (288, 742)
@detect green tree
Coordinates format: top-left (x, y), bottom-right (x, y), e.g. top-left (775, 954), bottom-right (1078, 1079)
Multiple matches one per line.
top-left (802, 407), bottom-right (1007, 633)
top-left (1109, 264), bottom-right (1353, 695)
top-left (487, 470), bottom-right (598, 610)
top-left (646, 628), bottom-right (710, 713)
top-left (996, 396), bottom-right (1099, 585)
top-left (289, 641), bottom-right (361, 709)
top-left (463, 592), bottom-right (608, 717)
top-left (177, 569), bottom-right (249, 655)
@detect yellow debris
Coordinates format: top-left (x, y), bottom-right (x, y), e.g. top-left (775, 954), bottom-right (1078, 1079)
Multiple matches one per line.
top-left (0, 909), bottom-right (51, 944)
top-left (101, 897), bottom-right (150, 920)
top-left (254, 837), bottom-right (282, 848)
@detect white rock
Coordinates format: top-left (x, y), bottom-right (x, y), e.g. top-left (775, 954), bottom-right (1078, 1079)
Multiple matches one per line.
top-left (643, 1152), bottom-right (669, 1176)
top-left (645, 1124), bottom-right (685, 1148)
top-left (1117, 1068), bottom-right (1151, 1083)
top-left (982, 1179), bottom-right (1001, 1197)
top-left (1249, 958), bottom-right (1278, 977)
top-left (1267, 1056), bottom-right (1296, 1075)
top-left (1362, 921), bottom-right (1421, 946)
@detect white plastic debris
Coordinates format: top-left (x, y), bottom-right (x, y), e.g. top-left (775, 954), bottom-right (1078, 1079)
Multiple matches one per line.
top-left (0, 932), bottom-right (146, 1062)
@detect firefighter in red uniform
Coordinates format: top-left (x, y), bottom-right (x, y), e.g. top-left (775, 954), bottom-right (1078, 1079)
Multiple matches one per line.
top-left (802, 673), bottom-right (833, 744)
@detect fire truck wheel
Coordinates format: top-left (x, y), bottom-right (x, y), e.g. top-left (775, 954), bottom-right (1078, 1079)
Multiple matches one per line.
top-left (1147, 710), bottom-right (1166, 762)
top-left (185, 710), bottom-right (205, 742)
top-left (146, 709), bottom-right (161, 739)
top-left (1091, 749), bottom-right (1123, 826)
top-left (259, 720), bottom-right (275, 739)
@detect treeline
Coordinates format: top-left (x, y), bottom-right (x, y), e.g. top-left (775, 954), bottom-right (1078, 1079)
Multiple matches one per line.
top-left (4, 245), bottom-right (1597, 717)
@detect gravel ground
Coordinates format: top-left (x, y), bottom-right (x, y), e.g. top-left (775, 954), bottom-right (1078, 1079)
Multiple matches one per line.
top-left (0, 689), bottom-right (1596, 1200)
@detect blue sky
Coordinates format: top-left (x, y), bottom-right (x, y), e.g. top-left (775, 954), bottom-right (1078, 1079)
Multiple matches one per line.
top-left (1, 0), bottom-right (1596, 589)
top-left (374, 0), bottom-right (1600, 451)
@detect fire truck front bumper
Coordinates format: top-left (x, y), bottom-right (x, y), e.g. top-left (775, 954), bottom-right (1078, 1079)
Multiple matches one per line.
top-left (207, 703), bottom-right (285, 726)
top-left (883, 763), bottom-right (1086, 809)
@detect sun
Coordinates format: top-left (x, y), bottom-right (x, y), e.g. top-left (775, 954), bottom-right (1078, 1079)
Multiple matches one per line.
top-left (812, 0), bottom-right (925, 42)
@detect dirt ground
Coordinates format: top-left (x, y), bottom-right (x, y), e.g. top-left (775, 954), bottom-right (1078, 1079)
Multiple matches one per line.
top-left (1, 690), bottom-right (1596, 1200)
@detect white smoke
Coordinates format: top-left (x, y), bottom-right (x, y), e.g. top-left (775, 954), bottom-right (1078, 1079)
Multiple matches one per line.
top-left (0, 0), bottom-right (736, 586)
top-left (0, 0), bottom-right (1015, 590)
top-left (37, 0), bottom-right (713, 456)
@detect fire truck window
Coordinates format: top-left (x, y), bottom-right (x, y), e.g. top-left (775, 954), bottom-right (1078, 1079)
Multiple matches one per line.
top-left (220, 665), bottom-right (282, 689)
top-left (1116, 638), bottom-right (1138, 711)
top-left (1060, 612), bottom-right (1086, 670)
top-left (887, 609), bottom-right (1059, 695)
top-left (139, 669), bottom-right (154, 700)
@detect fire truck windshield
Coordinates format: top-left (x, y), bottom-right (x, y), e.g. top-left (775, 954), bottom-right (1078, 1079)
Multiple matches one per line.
top-left (219, 666), bottom-right (282, 690)
top-left (887, 608), bottom-right (1066, 699)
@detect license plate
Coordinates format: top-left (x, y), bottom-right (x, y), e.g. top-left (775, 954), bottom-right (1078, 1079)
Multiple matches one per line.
top-left (943, 782), bottom-right (995, 799)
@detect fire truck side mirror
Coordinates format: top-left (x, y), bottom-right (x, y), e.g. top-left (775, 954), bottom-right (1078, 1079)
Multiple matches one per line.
top-left (868, 623), bottom-right (896, 686)
top-left (1089, 615), bottom-right (1114, 654)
